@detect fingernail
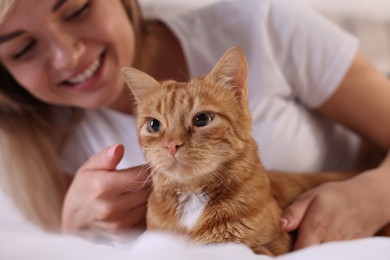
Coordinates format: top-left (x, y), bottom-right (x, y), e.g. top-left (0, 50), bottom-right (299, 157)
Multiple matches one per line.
top-left (107, 144), bottom-right (118, 157)
top-left (281, 218), bottom-right (289, 228)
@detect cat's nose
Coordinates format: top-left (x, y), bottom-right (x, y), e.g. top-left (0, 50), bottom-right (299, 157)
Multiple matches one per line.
top-left (164, 142), bottom-right (183, 155)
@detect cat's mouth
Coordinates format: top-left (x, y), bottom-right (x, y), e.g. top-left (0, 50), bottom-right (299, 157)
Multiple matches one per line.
top-left (154, 154), bottom-right (192, 173)
top-left (161, 155), bottom-right (215, 176)
top-left (166, 157), bottom-right (187, 170)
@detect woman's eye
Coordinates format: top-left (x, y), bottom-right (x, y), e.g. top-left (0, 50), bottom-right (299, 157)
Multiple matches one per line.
top-left (65, 1), bottom-right (91, 21)
top-left (12, 39), bottom-right (37, 60)
top-left (193, 112), bottom-right (214, 127)
top-left (147, 118), bottom-right (161, 133)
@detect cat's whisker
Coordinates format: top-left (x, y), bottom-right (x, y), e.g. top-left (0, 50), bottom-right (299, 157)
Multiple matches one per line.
top-left (190, 160), bottom-right (236, 193)
top-left (175, 63), bottom-right (191, 82)
top-left (219, 150), bottom-right (264, 172)
top-left (149, 147), bottom-right (256, 192)
top-left (211, 172), bottom-right (234, 192)
top-left (215, 164), bottom-right (250, 191)
top-left (123, 150), bottom-right (145, 155)
top-left (122, 164), bottom-right (154, 192)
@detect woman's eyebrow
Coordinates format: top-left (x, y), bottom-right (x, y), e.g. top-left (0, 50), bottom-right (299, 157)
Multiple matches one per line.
top-left (0, 30), bottom-right (25, 45)
top-left (52, 0), bottom-right (68, 12)
top-left (0, 0), bottom-right (68, 46)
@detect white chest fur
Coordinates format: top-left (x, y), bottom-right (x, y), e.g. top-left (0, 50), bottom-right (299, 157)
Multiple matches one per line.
top-left (177, 192), bottom-right (209, 230)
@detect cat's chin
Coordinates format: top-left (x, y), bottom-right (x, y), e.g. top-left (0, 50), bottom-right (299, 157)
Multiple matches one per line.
top-left (156, 154), bottom-right (192, 171)
top-left (162, 162), bottom-right (193, 176)
top-left (155, 170), bottom-right (209, 187)
top-left (155, 162), bottom-right (219, 186)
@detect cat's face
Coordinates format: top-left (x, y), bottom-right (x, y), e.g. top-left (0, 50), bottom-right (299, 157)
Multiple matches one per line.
top-left (136, 79), bottom-right (249, 183)
top-left (123, 47), bottom-right (251, 184)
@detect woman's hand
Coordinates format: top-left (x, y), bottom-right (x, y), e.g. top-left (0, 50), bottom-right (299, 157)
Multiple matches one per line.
top-left (61, 144), bottom-right (151, 241)
top-left (281, 167), bottom-right (390, 250)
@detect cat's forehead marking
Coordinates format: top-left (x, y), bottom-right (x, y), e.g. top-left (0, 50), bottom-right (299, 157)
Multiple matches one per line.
top-left (140, 79), bottom-right (231, 133)
top-left (153, 82), bottom-right (208, 116)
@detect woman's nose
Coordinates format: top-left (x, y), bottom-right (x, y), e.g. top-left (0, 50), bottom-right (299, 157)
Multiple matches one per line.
top-left (49, 29), bottom-right (85, 70)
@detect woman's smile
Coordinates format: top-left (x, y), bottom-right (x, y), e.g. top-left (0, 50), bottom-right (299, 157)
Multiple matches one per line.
top-left (0, 0), bottom-right (136, 110)
top-left (60, 50), bottom-right (106, 91)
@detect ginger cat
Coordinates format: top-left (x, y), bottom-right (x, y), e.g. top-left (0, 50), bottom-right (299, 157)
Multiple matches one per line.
top-left (122, 47), bottom-right (389, 256)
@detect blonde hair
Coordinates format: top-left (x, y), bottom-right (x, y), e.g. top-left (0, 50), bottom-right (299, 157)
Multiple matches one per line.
top-left (0, 0), bottom-right (145, 231)
top-left (0, 0), bottom-right (14, 23)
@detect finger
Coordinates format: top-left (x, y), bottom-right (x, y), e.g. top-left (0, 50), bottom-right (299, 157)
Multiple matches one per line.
top-left (122, 187), bottom-right (150, 209)
top-left (82, 144), bottom-right (125, 171)
top-left (281, 194), bottom-right (314, 232)
top-left (293, 224), bottom-right (321, 250)
top-left (94, 189), bottom-right (150, 221)
top-left (95, 166), bottom-right (152, 196)
top-left (98, 206), bottom-right (146, 243)
top-left (290, 197), bottom-right (325, 250)
top-left (118, 166), bottom-right (152, 193)
top-left (96, 223), bottom-right (145, 244)
top-left (133, 219), bottom-right (147, 230)
top-left (93, 203), bottom-right (147, 234)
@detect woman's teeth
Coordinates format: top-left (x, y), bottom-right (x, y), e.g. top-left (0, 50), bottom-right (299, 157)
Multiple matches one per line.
top-left (67, 58), bottom-right (101, 84)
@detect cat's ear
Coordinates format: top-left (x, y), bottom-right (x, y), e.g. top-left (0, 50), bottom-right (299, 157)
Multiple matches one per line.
top-left (121, 67), bottom-right (159, 103)
top-left (206, 47), bottom-right (248, 101)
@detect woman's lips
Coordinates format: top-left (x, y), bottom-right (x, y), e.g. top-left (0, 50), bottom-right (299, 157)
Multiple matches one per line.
top-left (61, 51), bottom-right (106, 90)
top-left (67, 58), bottom-right (101, 84)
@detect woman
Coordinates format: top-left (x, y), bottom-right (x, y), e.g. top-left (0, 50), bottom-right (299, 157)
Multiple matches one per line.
top-left (0, 0), bottom-right (389, 250)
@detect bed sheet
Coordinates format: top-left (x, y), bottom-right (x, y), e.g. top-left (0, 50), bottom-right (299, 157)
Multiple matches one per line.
top-left (1, 227), bottom-right (390, 260)
top-left (1, 190), bottom-right (390, 260)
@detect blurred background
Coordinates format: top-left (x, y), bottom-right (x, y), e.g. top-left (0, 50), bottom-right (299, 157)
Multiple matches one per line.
top-left (140, 0), bottom-right (390, 74)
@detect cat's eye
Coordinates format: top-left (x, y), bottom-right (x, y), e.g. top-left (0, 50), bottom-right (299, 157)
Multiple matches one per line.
top-left (193, 112), bottom-right (214, 127)
top-left (147, 118), bottom-right (161, 133)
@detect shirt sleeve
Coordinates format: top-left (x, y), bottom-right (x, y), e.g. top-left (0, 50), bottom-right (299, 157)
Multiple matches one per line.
top-left (265, 0), bottom-right (359, 108)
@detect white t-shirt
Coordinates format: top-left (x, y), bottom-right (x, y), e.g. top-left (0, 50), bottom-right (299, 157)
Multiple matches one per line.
top-left (61, 0), bottom-right (359, 174)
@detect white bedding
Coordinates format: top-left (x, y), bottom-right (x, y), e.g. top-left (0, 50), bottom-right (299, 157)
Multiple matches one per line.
top-left (2, 1), bottom-right (390, 259)
top-left (1, 209), bottom-right (390, 260)
top-left (1, 173), bottom-right (389, 259)
top-left (1, 231), bottom-right (390, 260)
top-left (1, 192), bottom-right (389, 260)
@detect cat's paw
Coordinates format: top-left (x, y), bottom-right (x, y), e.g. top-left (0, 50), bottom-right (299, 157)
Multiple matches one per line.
top-left (252, 245), bottom-right (274, 256)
